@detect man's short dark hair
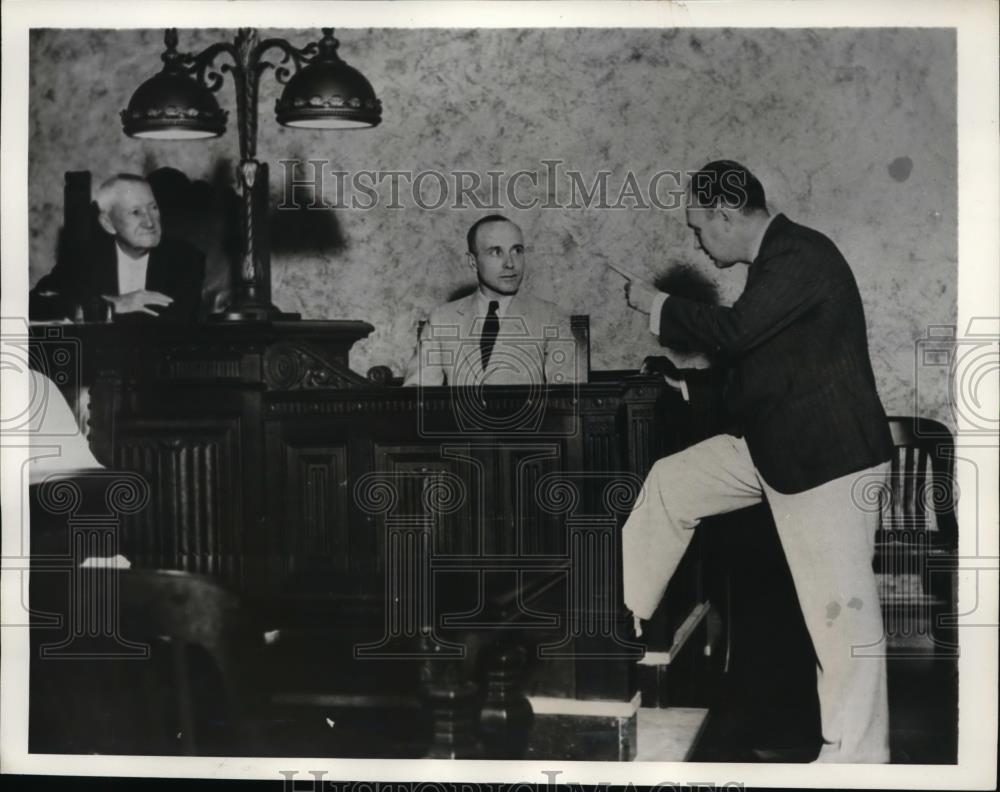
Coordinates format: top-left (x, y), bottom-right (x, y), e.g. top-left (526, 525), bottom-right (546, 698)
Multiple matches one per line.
top-left (467, 214), bottom-right (516, 253)
top-left (688, 160), bottom-right (767, 214)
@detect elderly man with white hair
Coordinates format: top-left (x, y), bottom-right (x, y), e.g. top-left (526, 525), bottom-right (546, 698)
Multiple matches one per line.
top-left (30, 173), bottom-right (205, 321)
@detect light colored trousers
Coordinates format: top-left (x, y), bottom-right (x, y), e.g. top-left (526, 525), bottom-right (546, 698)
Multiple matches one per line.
top-left (622, 433), bottom-right (889, 763)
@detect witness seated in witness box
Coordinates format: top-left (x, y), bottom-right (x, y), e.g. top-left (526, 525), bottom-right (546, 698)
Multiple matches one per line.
top-left (403, 214), bottom-right (580, 387)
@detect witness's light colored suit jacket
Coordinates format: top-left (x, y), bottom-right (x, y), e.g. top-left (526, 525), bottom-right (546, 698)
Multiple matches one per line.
top-left (403, 292), bottom-right (580, 386)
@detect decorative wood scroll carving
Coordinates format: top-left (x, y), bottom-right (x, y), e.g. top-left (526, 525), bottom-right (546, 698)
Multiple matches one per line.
top-left (262, 342), bottom-right (370, 390)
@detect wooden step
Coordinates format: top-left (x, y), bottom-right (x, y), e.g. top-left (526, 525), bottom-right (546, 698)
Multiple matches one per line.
top-left (635, 706), bottom-right (710, 761)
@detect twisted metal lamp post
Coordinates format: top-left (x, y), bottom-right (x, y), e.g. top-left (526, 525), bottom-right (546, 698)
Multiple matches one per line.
top-left (121, 28), bottom-right (381, 320)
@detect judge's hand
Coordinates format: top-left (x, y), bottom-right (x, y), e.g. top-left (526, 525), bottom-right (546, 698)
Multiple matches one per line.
top-left (623, 279), bottom-right (659, 315)
top-left (103, 290), bottom-right (173, 316)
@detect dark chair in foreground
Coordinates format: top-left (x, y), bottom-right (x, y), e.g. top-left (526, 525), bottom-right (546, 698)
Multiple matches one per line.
top-left (872, 416), bottom-right (960, 763)
top-left (30, 569), bottom-right (264, 755)
top-left (875, 416), bottom-right (959, 655)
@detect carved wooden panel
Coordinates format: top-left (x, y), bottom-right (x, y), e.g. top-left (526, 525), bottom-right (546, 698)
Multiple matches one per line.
top-left (32, 320), bottom-right (684, 741)
top-left (623, 396), bottom-right (659, 476)
top-left (370, 444), bottom-right (480, 559)
top-left (159, 356), bottom-right (242, 381)
top-left (279, 442), bottom-right (351, 584)
top-left (114, 417), bottom-right (243, 585)
top-left (504, 444), bottom-right (566, 558)
top-left (263, 342), bottom-right (370, 390)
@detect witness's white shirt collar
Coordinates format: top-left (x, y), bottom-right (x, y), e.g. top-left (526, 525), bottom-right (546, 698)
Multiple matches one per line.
top-left (115, 242), bottom-right (149, 295)
top-left (475, 290), bottom-right (515, 319)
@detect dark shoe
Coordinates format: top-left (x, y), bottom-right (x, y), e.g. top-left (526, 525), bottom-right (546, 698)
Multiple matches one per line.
top-left (750, 744), bottom-right (820, 763)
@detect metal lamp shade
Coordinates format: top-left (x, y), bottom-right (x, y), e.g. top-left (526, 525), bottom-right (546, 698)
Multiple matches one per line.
top-left (275, 59), bottom-right (382, 129)
top-left (121, 71), bottom-right (227, 139)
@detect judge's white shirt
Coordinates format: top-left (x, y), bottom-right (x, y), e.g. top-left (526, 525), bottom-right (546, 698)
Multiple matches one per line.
top-left (116, 244), bottom-right (149, 295)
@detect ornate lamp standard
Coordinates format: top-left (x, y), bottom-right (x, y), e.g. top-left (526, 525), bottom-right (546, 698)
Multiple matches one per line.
top-left (121, 28), bottom-right (381, 320)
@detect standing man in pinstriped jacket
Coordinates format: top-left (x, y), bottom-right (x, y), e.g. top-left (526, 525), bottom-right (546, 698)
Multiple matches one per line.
top-left (621, 160), bottom-right (894, 763)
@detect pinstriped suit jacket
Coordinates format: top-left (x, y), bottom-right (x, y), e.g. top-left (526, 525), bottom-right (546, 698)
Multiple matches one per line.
top-left (659, 214), bottom-right (893, 494)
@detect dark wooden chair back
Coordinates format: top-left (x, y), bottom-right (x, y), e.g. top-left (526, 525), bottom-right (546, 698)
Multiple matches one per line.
top-left (882, 416), bottom-right (958, 545)
top-left (116, 569), bottom-right (260, 714)
top-left (30, 568), bottom-right (262, 755)
top-left (876, 416), bottom-right (958, 652)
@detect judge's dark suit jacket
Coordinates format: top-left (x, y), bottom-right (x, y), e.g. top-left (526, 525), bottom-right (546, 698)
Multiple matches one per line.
top-left (30, 234), bottom-right (205, 322)
top-left (659, 214), bottom-right (893, 494)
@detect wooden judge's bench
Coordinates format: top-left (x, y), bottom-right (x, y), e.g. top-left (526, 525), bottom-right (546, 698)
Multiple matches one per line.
top-left (30, 319), bottom-right (743, 760)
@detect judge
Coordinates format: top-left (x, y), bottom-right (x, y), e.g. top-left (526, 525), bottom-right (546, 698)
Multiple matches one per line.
top-left (30, 174), bottom-right (205, 321)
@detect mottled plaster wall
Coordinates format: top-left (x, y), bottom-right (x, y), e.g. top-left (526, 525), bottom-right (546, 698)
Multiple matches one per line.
top-left (28, 28), bottom-right (956, 425)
